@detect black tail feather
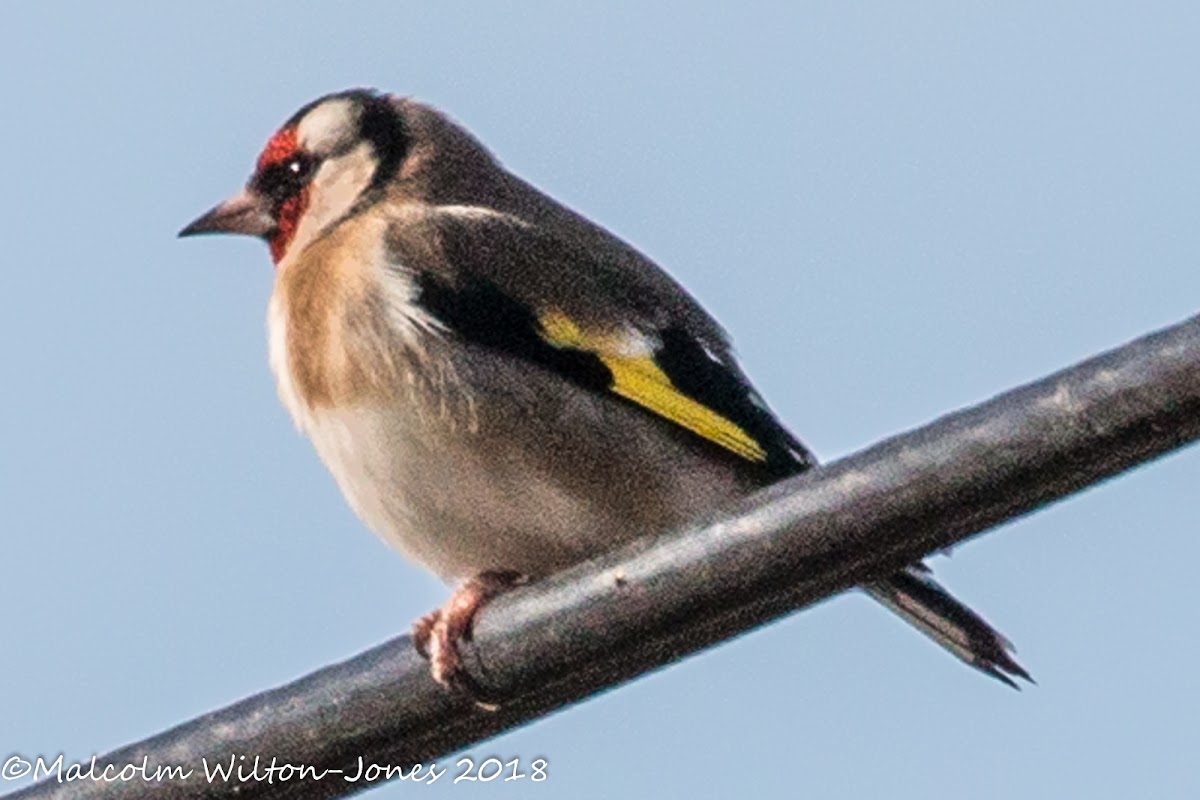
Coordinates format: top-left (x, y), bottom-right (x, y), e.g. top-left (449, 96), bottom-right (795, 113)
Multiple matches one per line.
top-left (864, 565), bottom-right (1032, 688)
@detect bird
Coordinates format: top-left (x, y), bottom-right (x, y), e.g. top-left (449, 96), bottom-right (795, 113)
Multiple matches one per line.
top-left (180, 88), bottom-right (1030, 694)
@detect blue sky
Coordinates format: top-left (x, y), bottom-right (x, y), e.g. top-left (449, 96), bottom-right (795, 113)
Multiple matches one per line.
top-left (3, 3), bottom-right (1199, 798)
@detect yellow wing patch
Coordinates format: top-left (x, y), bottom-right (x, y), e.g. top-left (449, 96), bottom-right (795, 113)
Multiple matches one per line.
top-left (539, 310), bottom-right (767, 463)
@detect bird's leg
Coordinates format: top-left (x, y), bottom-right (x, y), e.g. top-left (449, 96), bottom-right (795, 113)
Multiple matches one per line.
top-left (412, 570), bottom-right (528, 697)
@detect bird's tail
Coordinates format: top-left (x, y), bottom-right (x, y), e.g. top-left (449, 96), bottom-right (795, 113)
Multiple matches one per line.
top-left (864, 565), bottom-right (1032, 688)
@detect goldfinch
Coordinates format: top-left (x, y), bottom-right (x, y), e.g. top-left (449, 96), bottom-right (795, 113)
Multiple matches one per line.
top-left (180, 89), bottom-right (1029, 691)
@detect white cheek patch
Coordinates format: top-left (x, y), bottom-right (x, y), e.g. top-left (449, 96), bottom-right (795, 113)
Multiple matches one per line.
top-left (298, 98), bottom-right (359, 154)
top-left (289, 142), bottom-right (377, 257)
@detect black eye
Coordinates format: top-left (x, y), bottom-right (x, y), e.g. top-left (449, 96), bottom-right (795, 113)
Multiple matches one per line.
top-left (254, 154), bottom-right (317, 202)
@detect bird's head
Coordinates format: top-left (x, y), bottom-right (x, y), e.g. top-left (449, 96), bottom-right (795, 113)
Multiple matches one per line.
top-left (179, 89), bottom-right (417, 264)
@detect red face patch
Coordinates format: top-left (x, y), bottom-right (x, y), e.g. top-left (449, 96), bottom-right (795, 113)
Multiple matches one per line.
top-left (270, 192), bottom-right (307, 263)
top-left (257, 127), bottom-right (300, 171)
top-left (253, 126), bottom-right (311, 265)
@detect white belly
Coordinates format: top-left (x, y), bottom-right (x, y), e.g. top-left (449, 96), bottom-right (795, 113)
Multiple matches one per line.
top-left (302, 400), bottom-right (619, 581)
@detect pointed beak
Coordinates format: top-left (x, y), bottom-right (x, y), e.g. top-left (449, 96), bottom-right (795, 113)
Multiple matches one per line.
top-left (178, 188), bottom-right (275, 238)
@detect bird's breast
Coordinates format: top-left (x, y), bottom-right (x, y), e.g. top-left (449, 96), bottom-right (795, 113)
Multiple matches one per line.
top-left (266, 275), bottom-right (491, 579)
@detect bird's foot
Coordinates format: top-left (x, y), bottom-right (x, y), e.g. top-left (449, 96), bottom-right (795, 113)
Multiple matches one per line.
top-left (412, 570), bottom-right (528, 706)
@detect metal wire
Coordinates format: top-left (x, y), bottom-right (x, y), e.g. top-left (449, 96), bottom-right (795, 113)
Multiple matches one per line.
top-left (9, 314), bottom-right (1200, 800)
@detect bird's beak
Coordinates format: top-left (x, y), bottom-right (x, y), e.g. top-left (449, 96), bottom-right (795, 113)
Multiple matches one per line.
top-left (178, 188), bottom-right (275, 238)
